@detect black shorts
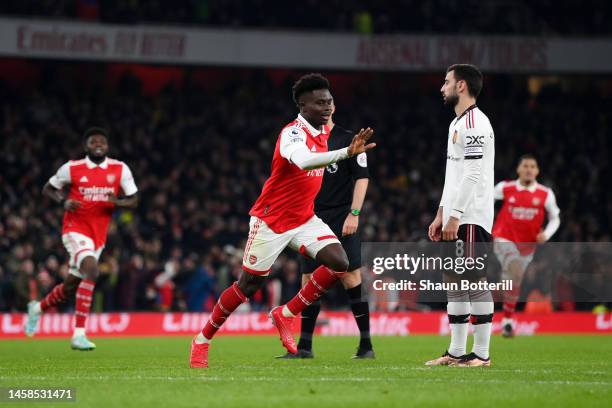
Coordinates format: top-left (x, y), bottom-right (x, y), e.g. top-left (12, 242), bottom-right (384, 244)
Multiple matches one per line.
top-left (299, 207), bottom-right (362, 274)
top-left (443, 223), bottom-right (492, 281)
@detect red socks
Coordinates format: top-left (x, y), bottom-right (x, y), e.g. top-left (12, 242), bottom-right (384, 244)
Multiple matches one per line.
top-left (202, 282), bottom-right (248, 339)
top-left (503, 285), bottom-right (521, 318)
top-left (286, 266), bottom-right (340, 315)
top-left (40, 283), bottom-right (67, 311)
top-left (75, 279), bottom-right (95, 328)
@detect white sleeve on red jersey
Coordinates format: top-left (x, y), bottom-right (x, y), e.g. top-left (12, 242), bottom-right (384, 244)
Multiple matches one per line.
top-left (494, 181), bottom-right (505, 200)
top-left (279, 126), bottom-right (308, 160)
top-left (48, 161), bottom-right (71, 189)
top-left (279, 125), bottom-right (349, 170)
top-left (542, 188), bottom-right (560, 240)
top-left (120, 163), bottom-right (138, 196)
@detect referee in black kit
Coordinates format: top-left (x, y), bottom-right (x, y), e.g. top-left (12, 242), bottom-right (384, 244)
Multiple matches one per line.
top-left (278, 102), bottom-right (375, 359)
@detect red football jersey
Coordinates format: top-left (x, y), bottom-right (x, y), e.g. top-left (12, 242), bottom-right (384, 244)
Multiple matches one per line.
top-left (492, 180), bottom-right (559, 254)
top-left (49, 157), bottom-right (138, 248)
top-left (250, 115), bottom-right (330, 233)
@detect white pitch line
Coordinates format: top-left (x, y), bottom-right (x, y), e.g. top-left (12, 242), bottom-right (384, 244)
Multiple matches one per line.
top-left (1, 376), bottom-right (609, 386)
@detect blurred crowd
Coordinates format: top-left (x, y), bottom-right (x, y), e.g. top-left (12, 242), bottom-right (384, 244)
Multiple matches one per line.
top-left (1, 0), bottom-right (610, 36)
top-left (0, 63), bottom-right (609, 313)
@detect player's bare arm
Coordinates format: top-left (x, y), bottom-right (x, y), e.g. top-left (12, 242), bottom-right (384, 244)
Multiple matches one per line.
top-left (428, 206), bottom-right (443, 241)
top-left (108, 192), bottom-right (139, 209)
top-left (287, 127), bottom-right (375, 171)
top-left (342, 178), bottom-right (368, 236)
top-left (42, 181), bottom-right (81, 212)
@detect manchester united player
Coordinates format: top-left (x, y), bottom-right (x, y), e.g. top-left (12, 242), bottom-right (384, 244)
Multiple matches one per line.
top-left (493, 154), bottom-right (560, 337)
top-left (189, 73), bottom-right (375, 368)
top-left (24, 128), bottom-right (138, 350)
top-left (427, 64), bottom-right (495, 367)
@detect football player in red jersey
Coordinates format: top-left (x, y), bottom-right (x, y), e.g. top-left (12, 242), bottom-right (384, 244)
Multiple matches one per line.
top-left (492, 154), bottom-right (560, 337)
top-left (24, 128), bottom-right (138, 350)
top-left (189, 74), bottom-right (375, 368)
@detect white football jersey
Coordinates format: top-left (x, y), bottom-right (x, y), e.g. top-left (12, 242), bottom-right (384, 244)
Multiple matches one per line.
top-left (439, 105), bottom-right (495, 233)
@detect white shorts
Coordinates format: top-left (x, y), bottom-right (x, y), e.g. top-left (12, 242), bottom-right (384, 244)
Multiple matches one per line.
top-left (493, 237), bottom-right (534, 274)
top-left (242, 215), bottom-right (340, 276)
top-left (62, 232), bottom-right (104, 278)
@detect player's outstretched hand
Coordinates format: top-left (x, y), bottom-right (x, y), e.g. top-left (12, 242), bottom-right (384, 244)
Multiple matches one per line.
top-left (348, 128), bottom-right (375, 157)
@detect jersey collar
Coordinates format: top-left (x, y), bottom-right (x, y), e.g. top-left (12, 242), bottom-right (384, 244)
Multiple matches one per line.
top-left (85, 156), bottom-right (109, 169)
top-left (456, 104), bottom-right (477, 121)
top-left (297, 114), bottom-right (327, 136)
top-left (516, 179), bottom-right (538, 192)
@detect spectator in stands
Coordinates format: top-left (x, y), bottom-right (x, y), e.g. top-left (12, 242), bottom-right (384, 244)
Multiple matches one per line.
top-left (0, 65), bottom-right (609, 312)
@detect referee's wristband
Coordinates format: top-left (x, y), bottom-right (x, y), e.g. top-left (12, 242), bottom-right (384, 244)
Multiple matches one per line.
top-left (350, 209), bottom-right (361, 216)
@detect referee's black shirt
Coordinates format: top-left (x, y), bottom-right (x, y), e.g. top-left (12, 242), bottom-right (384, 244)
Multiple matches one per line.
top-left (315, 125), bottom-right (370, 212)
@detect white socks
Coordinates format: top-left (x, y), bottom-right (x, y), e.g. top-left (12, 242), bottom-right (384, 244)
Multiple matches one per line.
top-left (73, 327), bottom-right (86, 337)
top-left (194, 332), bottom-right (211, 344)
top-left (470, 289), bottom-right (494, 360)
top-left (447, 290), bottom-right (470, 357)
top-left (281, 305), bottom-right (295, 318)
top-left (32, 302), bottom-right (42, 314)
top-left (447, 289), bottom-right (494, 359)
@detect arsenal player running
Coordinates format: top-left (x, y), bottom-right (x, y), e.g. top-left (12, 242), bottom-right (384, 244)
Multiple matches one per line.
top-left (24, 128), bottom-right (138, 350)
top-left (278, 103), bottom-right (374, 360)
top-left (492, 154), bottom-right (560, 337)
top-left (189, 73), bottom-right (375, 368)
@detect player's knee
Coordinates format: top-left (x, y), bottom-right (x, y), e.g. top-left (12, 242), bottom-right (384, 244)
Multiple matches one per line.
top-left (237, 273), bottom-right (266, 298)
top-left (328, 253), bottom-right (349, 273)
top-left (508, 259), bottom-right (525, 277)
top-left (316, 244), bottom-right (349, 272)
top-left (79, 256), bottom-right (98, 280)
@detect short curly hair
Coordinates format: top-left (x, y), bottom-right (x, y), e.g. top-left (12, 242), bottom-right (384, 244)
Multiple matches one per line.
top-left (292, 73), bottom-right (330, 105)
top-left (83, 127), bottom-right (109, 144)
top-left (518, 153), bottom-right (538, 166)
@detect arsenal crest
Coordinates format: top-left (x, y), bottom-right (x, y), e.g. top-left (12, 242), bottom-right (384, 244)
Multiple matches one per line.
top-left (452, 130), bottom-right (458, 144)
top-left (249, 254), bottom-right (257, 265)
top-left (532, 198), bottom-right (541, 206)
top-left (107, 174), bottom-right (116, 183)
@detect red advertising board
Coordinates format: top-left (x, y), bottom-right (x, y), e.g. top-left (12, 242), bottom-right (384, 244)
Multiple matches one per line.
top-left (1, 312), bottom-right (610, 339)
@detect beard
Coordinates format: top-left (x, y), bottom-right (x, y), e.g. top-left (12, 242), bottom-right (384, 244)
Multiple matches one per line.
top-left (86, 151), bottom-right (107, 163)
top-left (444, 92), bottom-right (459, 107)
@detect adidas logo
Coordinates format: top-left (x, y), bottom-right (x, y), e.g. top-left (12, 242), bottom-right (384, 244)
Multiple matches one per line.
top-left (80, 176), bottom-right (89, 183)
top-left (311, 145), bottom-right (317, 152)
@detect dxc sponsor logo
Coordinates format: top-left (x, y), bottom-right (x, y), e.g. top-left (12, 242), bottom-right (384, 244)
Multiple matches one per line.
top-left (466, 135), bottom-right (484, 145)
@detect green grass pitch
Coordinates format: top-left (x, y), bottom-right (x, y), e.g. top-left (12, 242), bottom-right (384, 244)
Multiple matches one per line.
top-left (1, 335), bottom-right (610, 407)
